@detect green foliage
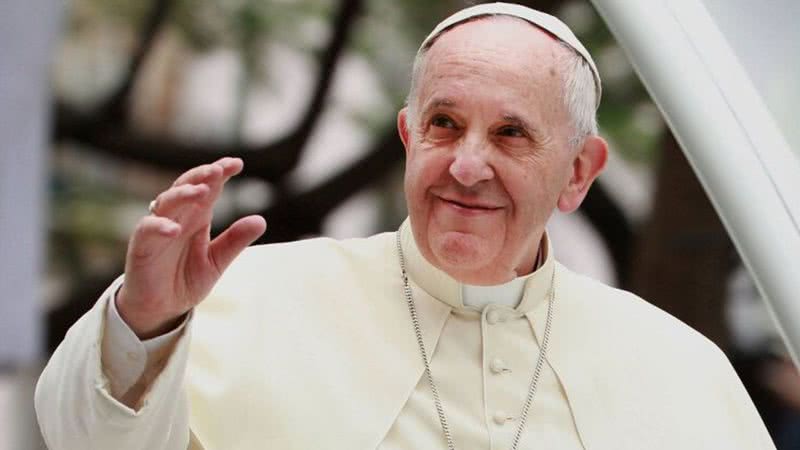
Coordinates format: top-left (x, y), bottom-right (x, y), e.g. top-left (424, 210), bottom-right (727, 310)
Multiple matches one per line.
top-left (170, 0), bottom-right (333, 51)
top-left (81, 0), bottom-right (152, 27)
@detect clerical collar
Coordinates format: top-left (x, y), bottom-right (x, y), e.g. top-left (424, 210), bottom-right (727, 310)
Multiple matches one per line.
top-left (399, 218), bottom-right (554, 313)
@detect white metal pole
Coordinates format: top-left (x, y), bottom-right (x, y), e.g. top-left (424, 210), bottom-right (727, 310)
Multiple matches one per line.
top-left (591, 0), bottom-right (800, 364)
top-left (0, 0), bottom-right (61, 448)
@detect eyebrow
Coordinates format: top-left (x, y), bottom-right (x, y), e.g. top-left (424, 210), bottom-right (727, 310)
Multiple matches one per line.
top-left (501, 113), bottom-right (542, 140)
top-left (420, 97), bottom-right (457, 117)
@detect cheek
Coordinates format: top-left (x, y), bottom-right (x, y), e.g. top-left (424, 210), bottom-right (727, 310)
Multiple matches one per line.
top-left (404, 157), bottom-right (435, 219)
top-left (504, 162), bottom-right (558, 223)
top-left (407, 151), bottom-right (449, 193)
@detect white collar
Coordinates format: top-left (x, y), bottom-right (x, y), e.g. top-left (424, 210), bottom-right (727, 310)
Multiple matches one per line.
top-left (462, 276), bottom-right (529, 310)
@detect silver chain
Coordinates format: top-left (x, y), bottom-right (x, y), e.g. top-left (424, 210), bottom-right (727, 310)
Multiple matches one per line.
top-left (395, 231), bottom-right (556, 450)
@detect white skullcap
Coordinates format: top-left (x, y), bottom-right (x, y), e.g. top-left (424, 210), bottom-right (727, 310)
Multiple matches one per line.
top-left (418, 2), bottom-right (602, 107)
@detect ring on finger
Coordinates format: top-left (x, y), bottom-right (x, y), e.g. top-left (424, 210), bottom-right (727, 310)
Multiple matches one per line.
top-left (148, 198), bottom-right (159, 215)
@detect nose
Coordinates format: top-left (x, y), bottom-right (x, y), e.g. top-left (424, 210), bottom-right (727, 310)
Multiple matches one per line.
top-left (448, 138), bottom-right (494, 187)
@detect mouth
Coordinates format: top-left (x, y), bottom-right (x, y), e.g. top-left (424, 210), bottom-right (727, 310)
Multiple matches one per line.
top-left (438, 196), bottom-right (503, 212)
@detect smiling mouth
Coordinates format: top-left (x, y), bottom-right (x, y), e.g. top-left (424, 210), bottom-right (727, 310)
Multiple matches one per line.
top-left (440, 197), bottom-right (501, 211)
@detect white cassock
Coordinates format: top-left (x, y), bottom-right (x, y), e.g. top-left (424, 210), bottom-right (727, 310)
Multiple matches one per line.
top-left (35, 219), bottom-right (775, 449)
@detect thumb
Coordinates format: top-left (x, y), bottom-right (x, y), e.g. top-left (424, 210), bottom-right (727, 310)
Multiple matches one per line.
top-left (208, 215), bottom-right (267, 274)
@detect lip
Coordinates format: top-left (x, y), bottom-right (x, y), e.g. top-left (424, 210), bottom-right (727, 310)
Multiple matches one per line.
top-left (437, 195), bottom-right (503, 214)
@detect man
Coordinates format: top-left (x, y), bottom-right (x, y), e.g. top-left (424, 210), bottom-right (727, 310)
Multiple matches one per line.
top-left (36, 3), bottom-right (775, 449)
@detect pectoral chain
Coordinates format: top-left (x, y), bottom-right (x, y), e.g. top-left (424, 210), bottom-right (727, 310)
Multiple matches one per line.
top-left (395, 230), bottom-right (556, 450)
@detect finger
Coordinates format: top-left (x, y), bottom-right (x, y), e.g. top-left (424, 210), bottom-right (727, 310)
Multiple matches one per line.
top-left (172, 162), bottom-right (224, 188)
top-left (151, 183), bottom-right (210, 219)
top-left (208, 215), bottom-right (267, 274)
top-left (216, 157), bottom-right (244, 179)
top-left (203, 157), bottom-right (245, 206)
top-left (172, 157), bottom-right (243, 188)
top-left (128, 216), bottom-right (182, 262)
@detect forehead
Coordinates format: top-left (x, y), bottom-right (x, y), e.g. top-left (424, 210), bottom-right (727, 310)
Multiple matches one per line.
top-left (421, 17), bottom-right (563, 95)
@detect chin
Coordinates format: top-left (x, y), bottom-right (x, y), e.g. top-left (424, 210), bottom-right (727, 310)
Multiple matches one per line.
top-left (431, 231), bottom-right (497, 274)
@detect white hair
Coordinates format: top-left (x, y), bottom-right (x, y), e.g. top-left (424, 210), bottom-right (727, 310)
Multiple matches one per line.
top-left (406, 16), bottom-right (599, 149)
top-left (556, 40), bottom-right (599, 147)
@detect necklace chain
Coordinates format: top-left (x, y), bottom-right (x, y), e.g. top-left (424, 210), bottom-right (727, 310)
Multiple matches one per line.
top-left (395, 231), bottom-right (556, 450)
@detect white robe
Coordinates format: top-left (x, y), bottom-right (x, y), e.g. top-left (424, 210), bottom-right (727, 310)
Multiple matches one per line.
top-left (35, 220), bottom-right (775, 449)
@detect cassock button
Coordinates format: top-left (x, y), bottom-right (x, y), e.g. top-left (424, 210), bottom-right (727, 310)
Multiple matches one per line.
top-left (486, 310), bottom-right (503, 325)
top-left (490, 358), bottom-right (510, 374)
top-left (493, 411), bottom-right (514, 425)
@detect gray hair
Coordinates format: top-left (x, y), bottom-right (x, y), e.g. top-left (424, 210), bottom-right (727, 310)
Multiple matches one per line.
top-left (406, 16), bottom-right (599, 149)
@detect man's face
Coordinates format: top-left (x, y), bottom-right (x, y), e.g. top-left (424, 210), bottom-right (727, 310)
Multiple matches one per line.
top-left (400, 18), bottom-right (595, 285)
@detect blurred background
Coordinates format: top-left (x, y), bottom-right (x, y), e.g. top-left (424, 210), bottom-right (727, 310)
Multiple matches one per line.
top-left (1, 0), bottom-right (797, 448)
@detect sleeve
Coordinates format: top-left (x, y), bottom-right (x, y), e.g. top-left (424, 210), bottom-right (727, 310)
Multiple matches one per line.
top-left (34, 275), bottom-right (196, 450)
top-left (102, 283), bottom-right (189, 399)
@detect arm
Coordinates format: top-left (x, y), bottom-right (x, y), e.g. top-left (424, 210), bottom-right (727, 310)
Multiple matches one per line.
top-left (35, 157), bottom-right (265, 450)
top-left (34, 278), bottom-right (194, 450)
top-left (102, 281), bottom-right (189, 406)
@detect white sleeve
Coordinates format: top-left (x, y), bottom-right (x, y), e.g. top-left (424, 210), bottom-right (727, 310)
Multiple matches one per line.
top-left (35, 275), bottom-right (196, 450)
top-left (102, 284), bottom-right (189, 398)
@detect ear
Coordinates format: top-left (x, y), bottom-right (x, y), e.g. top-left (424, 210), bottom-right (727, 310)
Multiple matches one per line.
top-left (397, 107), bottom-right (411, 156)
top-left (557, 135), bottom-right (608, 213)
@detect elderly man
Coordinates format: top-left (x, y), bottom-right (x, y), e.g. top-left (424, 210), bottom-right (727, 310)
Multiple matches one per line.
top-left (36, 3), bottom-right (774, 449)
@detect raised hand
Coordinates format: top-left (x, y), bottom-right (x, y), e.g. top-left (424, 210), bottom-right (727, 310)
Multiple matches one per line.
top-left (116, 157), bottom-right (267, 339)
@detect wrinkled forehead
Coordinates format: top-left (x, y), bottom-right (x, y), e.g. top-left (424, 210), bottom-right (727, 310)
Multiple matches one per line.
top-left (419, 17), bottom-right (565, 101)
top-left (421, 14), bottom-right (555, 54)
top-left (423, 16), bottom-right (563, 73)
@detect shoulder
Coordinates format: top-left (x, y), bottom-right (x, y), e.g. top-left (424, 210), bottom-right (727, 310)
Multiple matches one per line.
top-left (235, 230), bottom-right (395, 270)
top-left (556, 264), bottom-right (727, 365)
top-left (194, 230), bottom-right (400, 352)
top-left (553, 266), bottom-right (771, 446)
top-left (210, 230), bottom-right (397, 296)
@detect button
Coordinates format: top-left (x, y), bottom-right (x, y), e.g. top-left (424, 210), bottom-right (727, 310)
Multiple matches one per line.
top-left (490, 358), bottom-right (510, 374)
top-left (486, 310), bottom-right (503, 325)
top-left (493, 411), bottom-right (514, 425)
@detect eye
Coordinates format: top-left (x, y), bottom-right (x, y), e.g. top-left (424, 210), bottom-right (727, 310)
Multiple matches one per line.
top-left (497, 126), bottom-right (526, 138)
top-left (431, 114), bottom-right (457, 129)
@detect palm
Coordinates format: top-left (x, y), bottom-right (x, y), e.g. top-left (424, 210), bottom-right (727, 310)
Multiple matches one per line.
top-left (118, 158), bottom-right (266, 339)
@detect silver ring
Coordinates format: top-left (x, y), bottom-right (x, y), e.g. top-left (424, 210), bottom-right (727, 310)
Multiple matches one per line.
top-left (148, 199), bottom-right (159, 215)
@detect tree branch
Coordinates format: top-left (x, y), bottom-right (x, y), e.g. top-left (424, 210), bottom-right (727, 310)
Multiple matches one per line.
top-left (99, 0), bottom-right (174, 121)
top-left (256, 126), bottom-right (404, 243)
top-left (56, 0), bottom-right (364, 182)
top-left (54, 102), bottom-right (297, 181)
top-left (279, 0), bottom-right (364, 168)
